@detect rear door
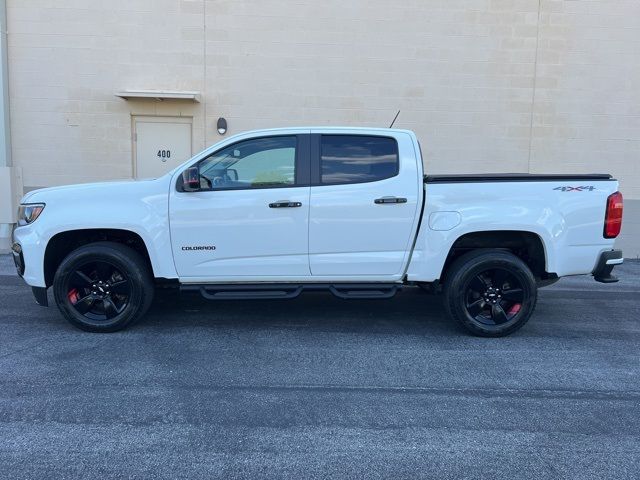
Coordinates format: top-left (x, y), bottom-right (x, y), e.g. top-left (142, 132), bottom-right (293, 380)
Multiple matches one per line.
top-left (308, 130), bottom-right (421, 279)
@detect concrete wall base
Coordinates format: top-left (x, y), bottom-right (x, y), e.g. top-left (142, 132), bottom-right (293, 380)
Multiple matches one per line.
top-left (0, 166), bottom-right (22, 223)
top-left (615, 198), bottom-right (640, 260)
top-left (0, 222), bottom-right (12, 253)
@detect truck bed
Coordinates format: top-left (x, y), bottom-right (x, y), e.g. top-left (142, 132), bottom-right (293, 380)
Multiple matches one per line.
top-left (424, 173), bottom-right (613, 183)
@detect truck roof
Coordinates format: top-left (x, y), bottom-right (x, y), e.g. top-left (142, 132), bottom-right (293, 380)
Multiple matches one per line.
top-left (226, 126), bottom-right (416, 136)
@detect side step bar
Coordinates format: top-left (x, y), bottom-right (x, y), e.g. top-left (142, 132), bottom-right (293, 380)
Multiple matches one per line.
top-left (181, 283), bottom-right (401, 301)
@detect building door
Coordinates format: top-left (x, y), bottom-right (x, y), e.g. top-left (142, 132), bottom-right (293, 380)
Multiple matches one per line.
top-left (133, 116), bottom-right (192, 179)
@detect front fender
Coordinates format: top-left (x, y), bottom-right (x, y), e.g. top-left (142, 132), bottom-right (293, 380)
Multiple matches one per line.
top-left (14, 177), bottom-right (176, 287)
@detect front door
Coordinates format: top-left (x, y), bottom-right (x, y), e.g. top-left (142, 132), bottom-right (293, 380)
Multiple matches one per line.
top-left (170, 134), bottom-right (311, 279)
top-left (134, 116), bottom-right (192, 179)
top-left (308, 132), bottom-right (421, 278)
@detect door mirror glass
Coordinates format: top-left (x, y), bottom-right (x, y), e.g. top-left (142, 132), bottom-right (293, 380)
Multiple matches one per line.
top-left (227, 168), bottom-right (239, 181)
top-left (182, 166), bottom-right (201, 192)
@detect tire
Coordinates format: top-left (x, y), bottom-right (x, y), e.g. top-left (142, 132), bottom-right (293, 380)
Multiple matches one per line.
top-left (442, 249), bottom-right (537, 337)
top-left (53, 242), bottom-right (154, 332)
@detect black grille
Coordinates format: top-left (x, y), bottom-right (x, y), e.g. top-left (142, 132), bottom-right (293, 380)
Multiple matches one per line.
top-left (12, 246), bottom-right (24, 277)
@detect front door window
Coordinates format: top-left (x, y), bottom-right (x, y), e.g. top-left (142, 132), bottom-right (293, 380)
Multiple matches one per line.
top-left (198, 136), bottom-right (297, 190)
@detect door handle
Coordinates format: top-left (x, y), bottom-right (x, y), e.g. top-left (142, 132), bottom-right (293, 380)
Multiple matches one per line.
top-left (269, 201), bottom-right (302, 208)
top-left (374, 196), bottom-right (407, 204)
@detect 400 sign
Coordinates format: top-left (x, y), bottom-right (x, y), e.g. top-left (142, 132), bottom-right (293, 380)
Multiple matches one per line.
top-left (157, 149), bottom-right (171, 162)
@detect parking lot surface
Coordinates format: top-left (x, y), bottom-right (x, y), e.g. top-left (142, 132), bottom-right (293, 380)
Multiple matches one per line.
top-left (0, 255), bottom-right (639, 479)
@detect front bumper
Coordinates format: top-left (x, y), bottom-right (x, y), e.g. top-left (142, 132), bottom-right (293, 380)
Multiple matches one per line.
top-left (11, 241), bottom-right (24, 277)
top-left (11, 232), bottom-right (48, 306)
top-left (11, 224), bottom-right (47, 288)
top-left (31, 286), bottom-right (48, 306)
top-left (592, 249), bottom-right (623, 283)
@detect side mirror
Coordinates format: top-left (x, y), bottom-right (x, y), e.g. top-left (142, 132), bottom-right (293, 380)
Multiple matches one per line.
top-left (182, 166), bottom-right (200, 192)
top-left (227, 168), bottom-right (239, 181)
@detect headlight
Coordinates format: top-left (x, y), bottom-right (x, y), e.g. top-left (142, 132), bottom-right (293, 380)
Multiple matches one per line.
top-left (17, 203), bottom-right (45, 226)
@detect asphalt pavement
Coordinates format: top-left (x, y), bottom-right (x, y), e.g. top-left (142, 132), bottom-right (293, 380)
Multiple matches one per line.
top-left (0, 255), bottom-right (639, 479)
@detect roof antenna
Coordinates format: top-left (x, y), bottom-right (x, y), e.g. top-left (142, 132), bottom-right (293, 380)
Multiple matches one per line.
top-left (389, 110), bottom-right (401, 128)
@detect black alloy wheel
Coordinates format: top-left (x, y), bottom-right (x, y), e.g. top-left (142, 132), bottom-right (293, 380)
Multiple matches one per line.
top-left (464, 267), bottom-right (525, 326)
top-left (443, 249), bottom-right (537, 337)
top-left (53, 242), bottom-right (154, 332)
top-left (66, 261), bottom-right (131, 321)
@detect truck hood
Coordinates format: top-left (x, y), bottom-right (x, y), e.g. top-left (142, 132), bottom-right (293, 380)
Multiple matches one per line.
top-left (21, 177), bottom-right (171, 205)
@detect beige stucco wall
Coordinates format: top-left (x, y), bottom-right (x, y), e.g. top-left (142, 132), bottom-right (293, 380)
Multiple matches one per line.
top-left (5, 0), bottom-right (640, 255)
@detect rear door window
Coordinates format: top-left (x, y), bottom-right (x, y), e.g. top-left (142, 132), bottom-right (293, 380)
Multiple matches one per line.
top-left (320, 135), bottom-right (399, 185)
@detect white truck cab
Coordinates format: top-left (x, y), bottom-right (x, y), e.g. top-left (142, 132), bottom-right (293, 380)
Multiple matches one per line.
top-left (11, 127), bottom-right (624, 336)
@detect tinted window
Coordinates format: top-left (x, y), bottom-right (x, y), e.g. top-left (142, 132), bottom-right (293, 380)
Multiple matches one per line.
top-left (321, 135), bottom-right (399, 185)
top-left (198, 136), bottom-right (296, 190)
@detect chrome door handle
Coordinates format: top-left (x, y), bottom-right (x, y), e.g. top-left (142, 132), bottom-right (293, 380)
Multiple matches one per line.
top-left (269, 201), bottom-right (302, 208)
top-left (374, 196), bottom-right (407, 204)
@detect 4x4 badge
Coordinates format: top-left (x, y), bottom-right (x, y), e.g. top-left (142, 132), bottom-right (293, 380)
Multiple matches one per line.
top-left (554, 186), bottom-right (595, 192)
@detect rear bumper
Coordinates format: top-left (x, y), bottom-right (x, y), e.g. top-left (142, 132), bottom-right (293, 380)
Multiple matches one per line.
top-left (592, 249), bottom-right (623, 283)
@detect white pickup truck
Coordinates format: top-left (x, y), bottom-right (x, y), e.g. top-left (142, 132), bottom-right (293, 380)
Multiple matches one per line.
top-left (11, 127), bottom-right (624, 336)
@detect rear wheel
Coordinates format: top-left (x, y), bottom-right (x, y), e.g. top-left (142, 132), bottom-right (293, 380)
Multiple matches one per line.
top-left (443, 250), bottom-right (537, 337)
top-left (53, 242), bottom-right (154, 332)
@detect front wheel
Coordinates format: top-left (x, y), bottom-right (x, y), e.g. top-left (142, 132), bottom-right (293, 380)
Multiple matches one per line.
top-left (443, 250), bottom-right (538, 337)
top-left (53, 242), bottom-right (154, 332)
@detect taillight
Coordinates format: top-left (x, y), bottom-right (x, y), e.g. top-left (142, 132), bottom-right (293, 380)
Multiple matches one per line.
top-left (604, 191), bottom-right (623, 238)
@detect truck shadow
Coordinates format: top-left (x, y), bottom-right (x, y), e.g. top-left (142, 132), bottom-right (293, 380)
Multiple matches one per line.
top-left (143, 286), bottom-right (458, 336)
top-left (2, 278), bottom-right (461, 336)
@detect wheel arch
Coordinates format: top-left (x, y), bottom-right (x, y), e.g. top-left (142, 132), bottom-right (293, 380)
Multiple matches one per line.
top-left (43, 229), bottom-right (154, 287)
top-left (440, 230), bottom-right (550, 282)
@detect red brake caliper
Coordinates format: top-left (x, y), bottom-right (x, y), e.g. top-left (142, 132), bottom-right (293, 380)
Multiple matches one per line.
top-left (507, 304), bottom-right (521, 315)
top-left (68, 288), bottom-right (80, 305)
